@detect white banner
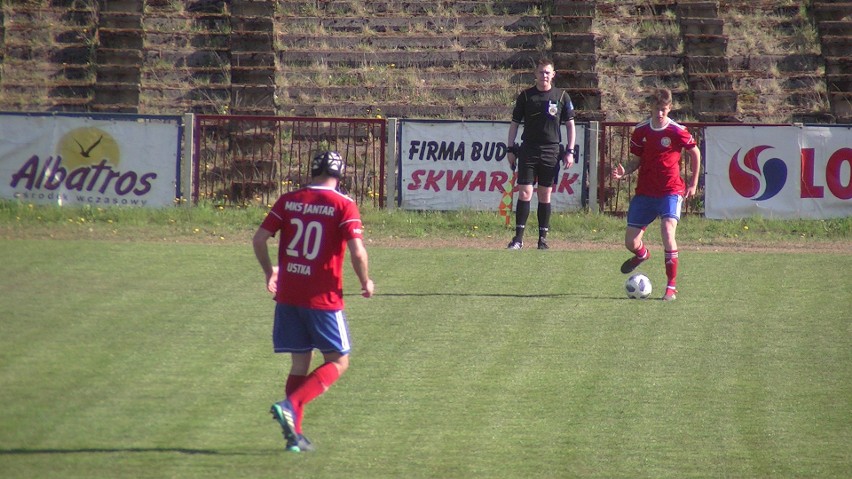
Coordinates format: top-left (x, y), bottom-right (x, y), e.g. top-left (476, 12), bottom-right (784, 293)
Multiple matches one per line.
top-left (705, 125), bottom-right (851, 219)
top-left (0, 113), bottom-right (182, 207)
top-left (399, 120), bottom-right (586, 211)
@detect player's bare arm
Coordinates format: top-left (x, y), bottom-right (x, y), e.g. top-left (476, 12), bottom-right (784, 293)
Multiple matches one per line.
top-left (348, 237), bottom-right (374, 298)
top-left (685, 145), bottom-right (701, 198)
top-left (563, 119), bottom-right (576, 168)
top-left (252, 227), bottom-right (277, 293)
top-left (613, 155), bottom-right (641, 180)
top-left (507, 121), bottom-right (520, 169)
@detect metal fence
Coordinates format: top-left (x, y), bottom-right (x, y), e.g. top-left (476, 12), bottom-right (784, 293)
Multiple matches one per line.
top-left (191, 115), bottom-right (771, 216)
top-left (598, 121), bottom-right (710, 216)
top-left (192, 115), bottom-right (386, 207)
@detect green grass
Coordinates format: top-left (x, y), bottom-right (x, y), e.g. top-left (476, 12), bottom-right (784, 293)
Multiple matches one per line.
top-left (1, 201), bottom-right (850, 247)
top-left (1, 235), bottom-right (850, 478)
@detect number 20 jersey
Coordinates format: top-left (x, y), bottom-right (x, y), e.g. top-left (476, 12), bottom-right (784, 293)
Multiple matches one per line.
top-left (260, 185), bottom-right (364, 310)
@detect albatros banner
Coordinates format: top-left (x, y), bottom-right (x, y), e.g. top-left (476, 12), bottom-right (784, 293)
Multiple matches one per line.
top-left (0, 112), bottom-right (182, 207)
top-left (704, 125), bottom-right (851, 219)
top-left (398, 119), bottom-right (586, 212)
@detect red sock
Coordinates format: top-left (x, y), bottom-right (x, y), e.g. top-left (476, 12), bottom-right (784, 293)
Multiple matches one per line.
top-left (665, 250), bottom-right (679, 288)
top-left (634, 242), bottom-right (648, 259)
top-left (285, 374), bottom-right (307, 397)
top-left (285, 374), bottom-right (308, 432)
top-left (289, 362), bottom-right (341, 433)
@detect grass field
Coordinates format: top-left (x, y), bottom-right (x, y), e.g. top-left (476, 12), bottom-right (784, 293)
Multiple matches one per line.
top-left (1, 232), bottom-right (850, 478)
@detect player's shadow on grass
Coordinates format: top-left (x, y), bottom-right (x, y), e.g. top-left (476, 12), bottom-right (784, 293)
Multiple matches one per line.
top-left (0, 447), bottom-right (269, 456)
top-left (376, 292), bottom-right (576, 298)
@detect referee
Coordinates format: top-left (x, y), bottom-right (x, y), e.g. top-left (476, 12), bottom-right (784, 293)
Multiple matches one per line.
top-left (506, 57), bottom-right (576, 250)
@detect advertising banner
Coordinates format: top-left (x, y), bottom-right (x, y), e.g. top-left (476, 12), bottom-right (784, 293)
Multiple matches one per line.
top-left (704, 125), bottom-right (851, 219)
top-left (0, 112), bottom-right (182, 207)
top-left (398, 120), bottom-right (586, 212)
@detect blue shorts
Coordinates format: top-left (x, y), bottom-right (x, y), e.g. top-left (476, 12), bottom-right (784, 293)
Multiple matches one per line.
top-left (626, 194), bottom-right (683, 229)
top-left (273, 303), bottom-right (351, 355)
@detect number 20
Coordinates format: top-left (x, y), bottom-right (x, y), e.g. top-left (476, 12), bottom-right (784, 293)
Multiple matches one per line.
top-left (286, 219), bottom-right (323, 260)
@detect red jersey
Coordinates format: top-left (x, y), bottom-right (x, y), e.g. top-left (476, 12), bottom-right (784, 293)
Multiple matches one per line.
top-left (260, 186), bottom-right (363, 310)
top-left (629, 118), bottom-right (697, 197)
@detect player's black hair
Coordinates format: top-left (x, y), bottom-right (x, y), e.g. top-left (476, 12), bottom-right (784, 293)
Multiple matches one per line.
top-left (310, 151), bottom-right (345, 179)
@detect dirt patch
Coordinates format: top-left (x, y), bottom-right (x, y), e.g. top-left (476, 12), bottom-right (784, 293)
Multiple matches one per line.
top-left (2, 225), bottom-right (850, 254)
top-left (365, 236), bottom-right (852, 254)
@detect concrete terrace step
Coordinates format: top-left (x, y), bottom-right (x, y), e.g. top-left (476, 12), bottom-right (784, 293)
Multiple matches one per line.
top-left (145, 32), bottom-right (230, 50)
top-left (550, 15), bottom-right (594, 33)
top-left (826, 74), bottom-right (852, 93)
top-left (277, 49), bottom-right (541, 69)
top-left (279, 85), bottom-right (495, 102)
top-left (96, 65), bottom-right (141, 83)
top-left (552, 33), bottom-right (595, 54)
top-left (720, 1), bottom-right (801, 16)
top-left (96, 48), bottom-right (143, 65)
top-left (728, 54), bottom-right (824, 73)
top-left (137, 86), bottom-right (230, 114)
top-left (276, 66), bottom-right (540, 87)
top-left (277, 33), bottom-right (546, 51)
top-left (279, 15), bottom-right (544, 34)
top-left (677, 2), bottom-right (719, 19)
top-left (824, 57), bottom-right (852, 75)
top-left (275, 101), bottom-right (604, 121)
top-left (687, 73), bottom-right (734, 91)
top-left (679, 18), bottom-right (724, 36)
top-left (691, 90), bottom-right (737, 113)
top-left (811, 2), bottom-right (852, 23)
top-left (277, 66), bottom-right (598, 91)
top-left (142, 14), bottom-right (226, 32)
top-left (551, 52), bottom-right (598, 73)
top-left (552, 2), bottom-right (596, 17)
top-left (98, 12), bottom-right (143, 29)
top-left (683, 35), bottom-right (727, 57)
top-left (278, 1), bottom-right (542, 16)
top-left (820, 36), bottom-right (852, 57)
top-left (0, 0), bottom-right (835, 123)
top-left (231, 66), bottom-right (275, 84)
top-left (47, 96), bottom-right (93, 108)
top-left (48, 83), bottom-right (95, 97)
top-left (93, 83), bottom-right (140, 106)
top-left (817, 20), bottom-right (852, 37)
top-left (827, 92), bottom-right (852, 122)
top-left (279, 84), bottom-right (599, 104)
top-left (230, 0), bottom-right (276, 18)
top-left (144, 50), bottom-right (229, 69)
top-left (596, 54), bottom-right (683, 73)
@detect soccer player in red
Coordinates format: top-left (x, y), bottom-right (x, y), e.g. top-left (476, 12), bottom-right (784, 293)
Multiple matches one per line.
top-left (253, 151), bottom-right (374, 452)
top-left (611, 88), bottom-right (701, 301)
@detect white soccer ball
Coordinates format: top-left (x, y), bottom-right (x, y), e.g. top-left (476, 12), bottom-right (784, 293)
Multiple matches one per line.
top-left (625, 274), bottom-right (652, 299)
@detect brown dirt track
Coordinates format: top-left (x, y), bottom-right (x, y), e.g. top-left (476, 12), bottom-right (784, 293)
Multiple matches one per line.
top-left (2, 223), bottom-right (850, 254)
top-left (365, 236), bottom-right (851, 254)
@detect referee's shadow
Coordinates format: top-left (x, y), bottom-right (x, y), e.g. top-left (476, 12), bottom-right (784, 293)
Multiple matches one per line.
top-left (0, 447), bottom-right (270, 456)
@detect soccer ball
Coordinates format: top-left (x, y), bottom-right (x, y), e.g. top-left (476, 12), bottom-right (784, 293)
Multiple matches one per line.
top-left (625, 274), bottom-right (652, 299)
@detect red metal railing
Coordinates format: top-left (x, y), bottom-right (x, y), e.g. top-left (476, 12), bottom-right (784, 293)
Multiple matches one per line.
top-left (599, 121), bottom-right (726, 216)
top-left (192, 115), bottom-right (386, 207)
